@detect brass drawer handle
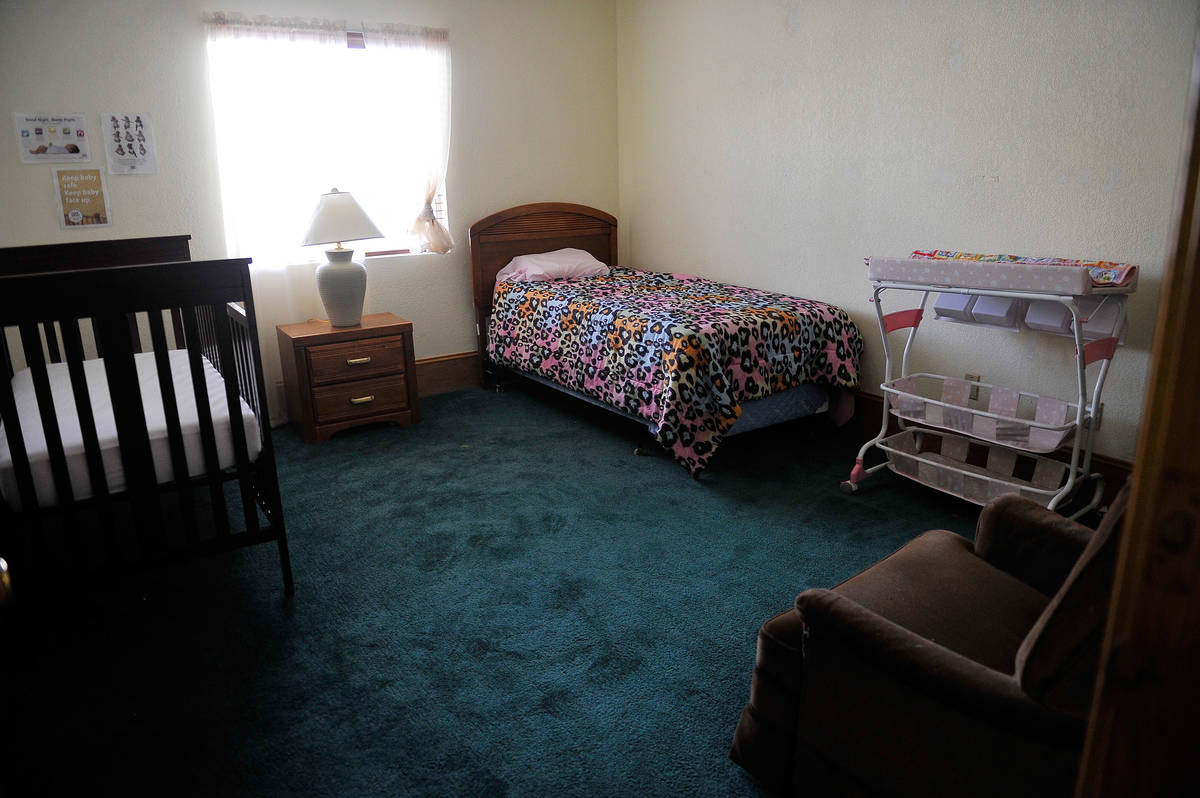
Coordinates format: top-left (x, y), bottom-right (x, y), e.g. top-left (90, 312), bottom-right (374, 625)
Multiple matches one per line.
top-left (346, 356), bottom-right (372, 366)
top-left (349, 394), bottom-right (375, 405)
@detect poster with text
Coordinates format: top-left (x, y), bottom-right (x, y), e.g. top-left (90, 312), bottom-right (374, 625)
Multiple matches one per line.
top-left (15, 113), bottom-right (91, 163)
top-left (102, 111), bottom-right (158, 174)
top-left (53, 168), bottom-right (111, 228)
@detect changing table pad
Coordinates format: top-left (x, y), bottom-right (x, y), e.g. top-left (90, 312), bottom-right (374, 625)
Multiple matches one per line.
top-left (867, 250), bottom-right (1139, 294)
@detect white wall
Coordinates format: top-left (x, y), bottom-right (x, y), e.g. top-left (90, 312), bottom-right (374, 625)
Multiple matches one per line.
top-left (617, 0), bottom-right (1198, 461)
top-left (4, 0), bottom-right (1194, 461)
top-left (0, 0), bottom-right (618, 383)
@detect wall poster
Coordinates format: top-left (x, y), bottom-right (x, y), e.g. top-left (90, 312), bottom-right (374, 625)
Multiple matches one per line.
top-left (14, 113), bottom-right (91, 163)
top-left (53, 167), bottom-right (111, 229)
top-left (102, 111), bottom-right (157, 174)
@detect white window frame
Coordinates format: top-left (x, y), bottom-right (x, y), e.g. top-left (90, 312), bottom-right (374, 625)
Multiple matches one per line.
top-left (204, 15), bottom-right (452, 268)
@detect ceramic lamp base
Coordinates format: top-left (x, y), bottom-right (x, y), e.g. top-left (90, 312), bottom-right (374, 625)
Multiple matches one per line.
top-left (316, 247), bottom-right (366, 327)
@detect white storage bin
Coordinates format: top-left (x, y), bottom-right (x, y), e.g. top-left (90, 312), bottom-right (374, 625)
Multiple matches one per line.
top-left (877, 428), bottom-right (1072, 508)
top-left (882, 373), bottom-right (1078, 453)
top-left (970, 296), bottom-right (1023, 328)
top-left (1078, 295), bottom-right (1126, 342)
top-left (1024, 300), bottom-right (1074, 334)
top-left (933, 292), bottom-right (977, 321)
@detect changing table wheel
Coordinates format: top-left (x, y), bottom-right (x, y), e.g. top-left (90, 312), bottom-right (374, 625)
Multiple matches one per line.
top-left (840, 459), bottom-right (870, 495)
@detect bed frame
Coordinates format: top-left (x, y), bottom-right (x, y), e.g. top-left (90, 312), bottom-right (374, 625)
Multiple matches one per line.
top-left (0, 236), bottom-right (294, 597)
top-left (468, 203), bottom-right (840, 456)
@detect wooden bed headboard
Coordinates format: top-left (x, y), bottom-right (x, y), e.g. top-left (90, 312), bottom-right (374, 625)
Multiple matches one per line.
top-left (469, 202), bottom-right (617, 315)
top-left (468, 203), bottom-right (616, 381)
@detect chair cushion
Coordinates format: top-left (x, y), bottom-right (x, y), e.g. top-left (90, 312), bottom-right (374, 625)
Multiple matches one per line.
top-left (834, 529), bottom-right (1051, 674)
top-left (1016, 482), bottom-right (1130, 719)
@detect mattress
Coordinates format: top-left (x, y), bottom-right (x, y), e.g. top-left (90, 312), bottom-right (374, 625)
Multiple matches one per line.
top-left (1, 348), bottom-right (262, 510)
top-left (867, 252), bottom-right (1139, 295)
top-left (486, 267), bottom-right (863, 473)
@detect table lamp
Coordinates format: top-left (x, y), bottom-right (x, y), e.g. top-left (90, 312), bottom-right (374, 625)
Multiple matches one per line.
top-left (302, 188), bottom-right (383, 327)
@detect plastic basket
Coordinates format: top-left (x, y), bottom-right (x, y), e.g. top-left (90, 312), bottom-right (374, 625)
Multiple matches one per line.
top-left (882, 373), bottom-right (1079, 453)
top-left (877, 427), bottom-right (1072, 507)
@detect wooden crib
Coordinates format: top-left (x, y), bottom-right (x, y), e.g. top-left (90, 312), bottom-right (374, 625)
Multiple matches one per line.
top-left (0, 236), bottom-right (293, 596)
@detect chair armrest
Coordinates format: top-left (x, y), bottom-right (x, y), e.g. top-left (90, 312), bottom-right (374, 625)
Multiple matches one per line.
top-left (973, 495), bottom-right (1092, 595)
top-left (795, 588), bottom-right (1080, 740)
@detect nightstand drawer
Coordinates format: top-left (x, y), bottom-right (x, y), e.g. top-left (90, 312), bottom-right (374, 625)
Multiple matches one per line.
top-left (308, 336), bottom-right (408, 385)
top-left (312, 374), bottom-right (410, 424)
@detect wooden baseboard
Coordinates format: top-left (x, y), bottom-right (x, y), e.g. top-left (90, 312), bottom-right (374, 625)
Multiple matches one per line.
top-left (415, 351), bottom-right (479, 396)
top-left (850, 390), bottom-right (1132, 506)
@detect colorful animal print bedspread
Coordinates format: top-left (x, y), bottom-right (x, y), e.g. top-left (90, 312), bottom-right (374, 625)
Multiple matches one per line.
top-left (486, 268), bottom-right (863, 474)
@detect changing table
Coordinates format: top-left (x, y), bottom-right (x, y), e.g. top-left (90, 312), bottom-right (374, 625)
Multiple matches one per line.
top-left (843, 252), bottom-right (1137, 518)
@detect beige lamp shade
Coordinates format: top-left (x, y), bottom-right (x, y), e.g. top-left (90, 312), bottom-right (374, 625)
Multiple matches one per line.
top-left (302, 188), bottom-right (383, 247)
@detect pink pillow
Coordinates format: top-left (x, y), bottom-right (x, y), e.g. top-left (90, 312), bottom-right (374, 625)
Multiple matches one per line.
top-left (495, 248), bottom-right (608, 283)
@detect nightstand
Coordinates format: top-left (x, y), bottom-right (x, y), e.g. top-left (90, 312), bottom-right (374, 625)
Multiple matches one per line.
top-left (277, 312), bottom-right (420, 442)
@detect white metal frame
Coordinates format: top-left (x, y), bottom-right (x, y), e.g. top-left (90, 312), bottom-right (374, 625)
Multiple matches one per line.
top-left (842, 280), bottom-right (1129, 519)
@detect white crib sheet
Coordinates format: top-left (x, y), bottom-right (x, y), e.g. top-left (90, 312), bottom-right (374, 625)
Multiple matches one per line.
top-left (1, 349), bottom-right (261, 510)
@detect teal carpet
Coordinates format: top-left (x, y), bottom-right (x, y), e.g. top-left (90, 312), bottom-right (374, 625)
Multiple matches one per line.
top-left (2, 385), bottom-right (977, 796)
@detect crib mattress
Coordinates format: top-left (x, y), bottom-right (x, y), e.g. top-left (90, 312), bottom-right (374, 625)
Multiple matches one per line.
top-left (867, 256), bottom-right (1138, 295)
top-left (1, 348), bottom-right (261, 510)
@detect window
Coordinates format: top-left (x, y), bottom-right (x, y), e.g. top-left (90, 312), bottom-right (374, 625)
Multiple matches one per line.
top-left (204, 14), bottom-right (452, 268)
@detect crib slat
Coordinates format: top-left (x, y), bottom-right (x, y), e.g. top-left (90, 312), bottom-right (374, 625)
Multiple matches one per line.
top-left (3, 328), bottom-right (13, 380)
top-left (236, 320), bottom-right (260, 417)
top-left (181, 305), bottom-right (229, 537)
top-left (148, 310), bottom-right (198, 543)
top-left (211, 303), bottom-right (259, 537)
top-left (231, 315), bottom-right (252, 413)
top-left (42, 321), bottom-right (62, 362)
top-left (196, 305), bottom-right (213, 366)
top-left (127, 313), bottom-right (142, 354)
top-left (0, 336), bottom-right (41, 523)
top-left (203, 305), bottom-right (220, 368)
top-left (92, 314), bottom-right (162, 546)
top-left (19, 323), bottom-right (76, 513)
top-left (232, 293), bottom-right (294, 595)
top-left (60, 318), bottom-right (116, 534)
top-left (170, 309), bottom-right (185, 351)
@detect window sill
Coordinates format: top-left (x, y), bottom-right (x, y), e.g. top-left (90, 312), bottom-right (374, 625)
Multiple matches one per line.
top-left (366, 248), bottom-right (452, 258)
top-left (364, 248), bottom-right (411, 257)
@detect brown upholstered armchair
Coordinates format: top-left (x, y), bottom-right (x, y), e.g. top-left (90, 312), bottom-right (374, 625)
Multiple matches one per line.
top-left (730, 484), bottom-right (1129, 797)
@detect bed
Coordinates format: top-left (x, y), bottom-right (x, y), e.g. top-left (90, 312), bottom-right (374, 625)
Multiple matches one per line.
top-left (0, 235), bottom-right (293, 596)
top-left (469, 203), bottom-right (864, 474)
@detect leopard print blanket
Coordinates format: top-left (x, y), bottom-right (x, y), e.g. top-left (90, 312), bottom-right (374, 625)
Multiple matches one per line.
top-left (487, 268), bottom-right (862, 474)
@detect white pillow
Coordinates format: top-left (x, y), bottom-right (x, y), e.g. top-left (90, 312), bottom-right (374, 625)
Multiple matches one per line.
top-left (495, 248), bottom-right (608, 283)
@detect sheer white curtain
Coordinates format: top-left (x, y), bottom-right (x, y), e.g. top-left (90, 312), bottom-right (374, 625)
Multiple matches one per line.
top-left (204, 14), bottom-right (451, 423)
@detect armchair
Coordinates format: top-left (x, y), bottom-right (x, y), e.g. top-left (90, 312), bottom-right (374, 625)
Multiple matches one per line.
top-left (729, 484), bottom-right (1129, 796)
